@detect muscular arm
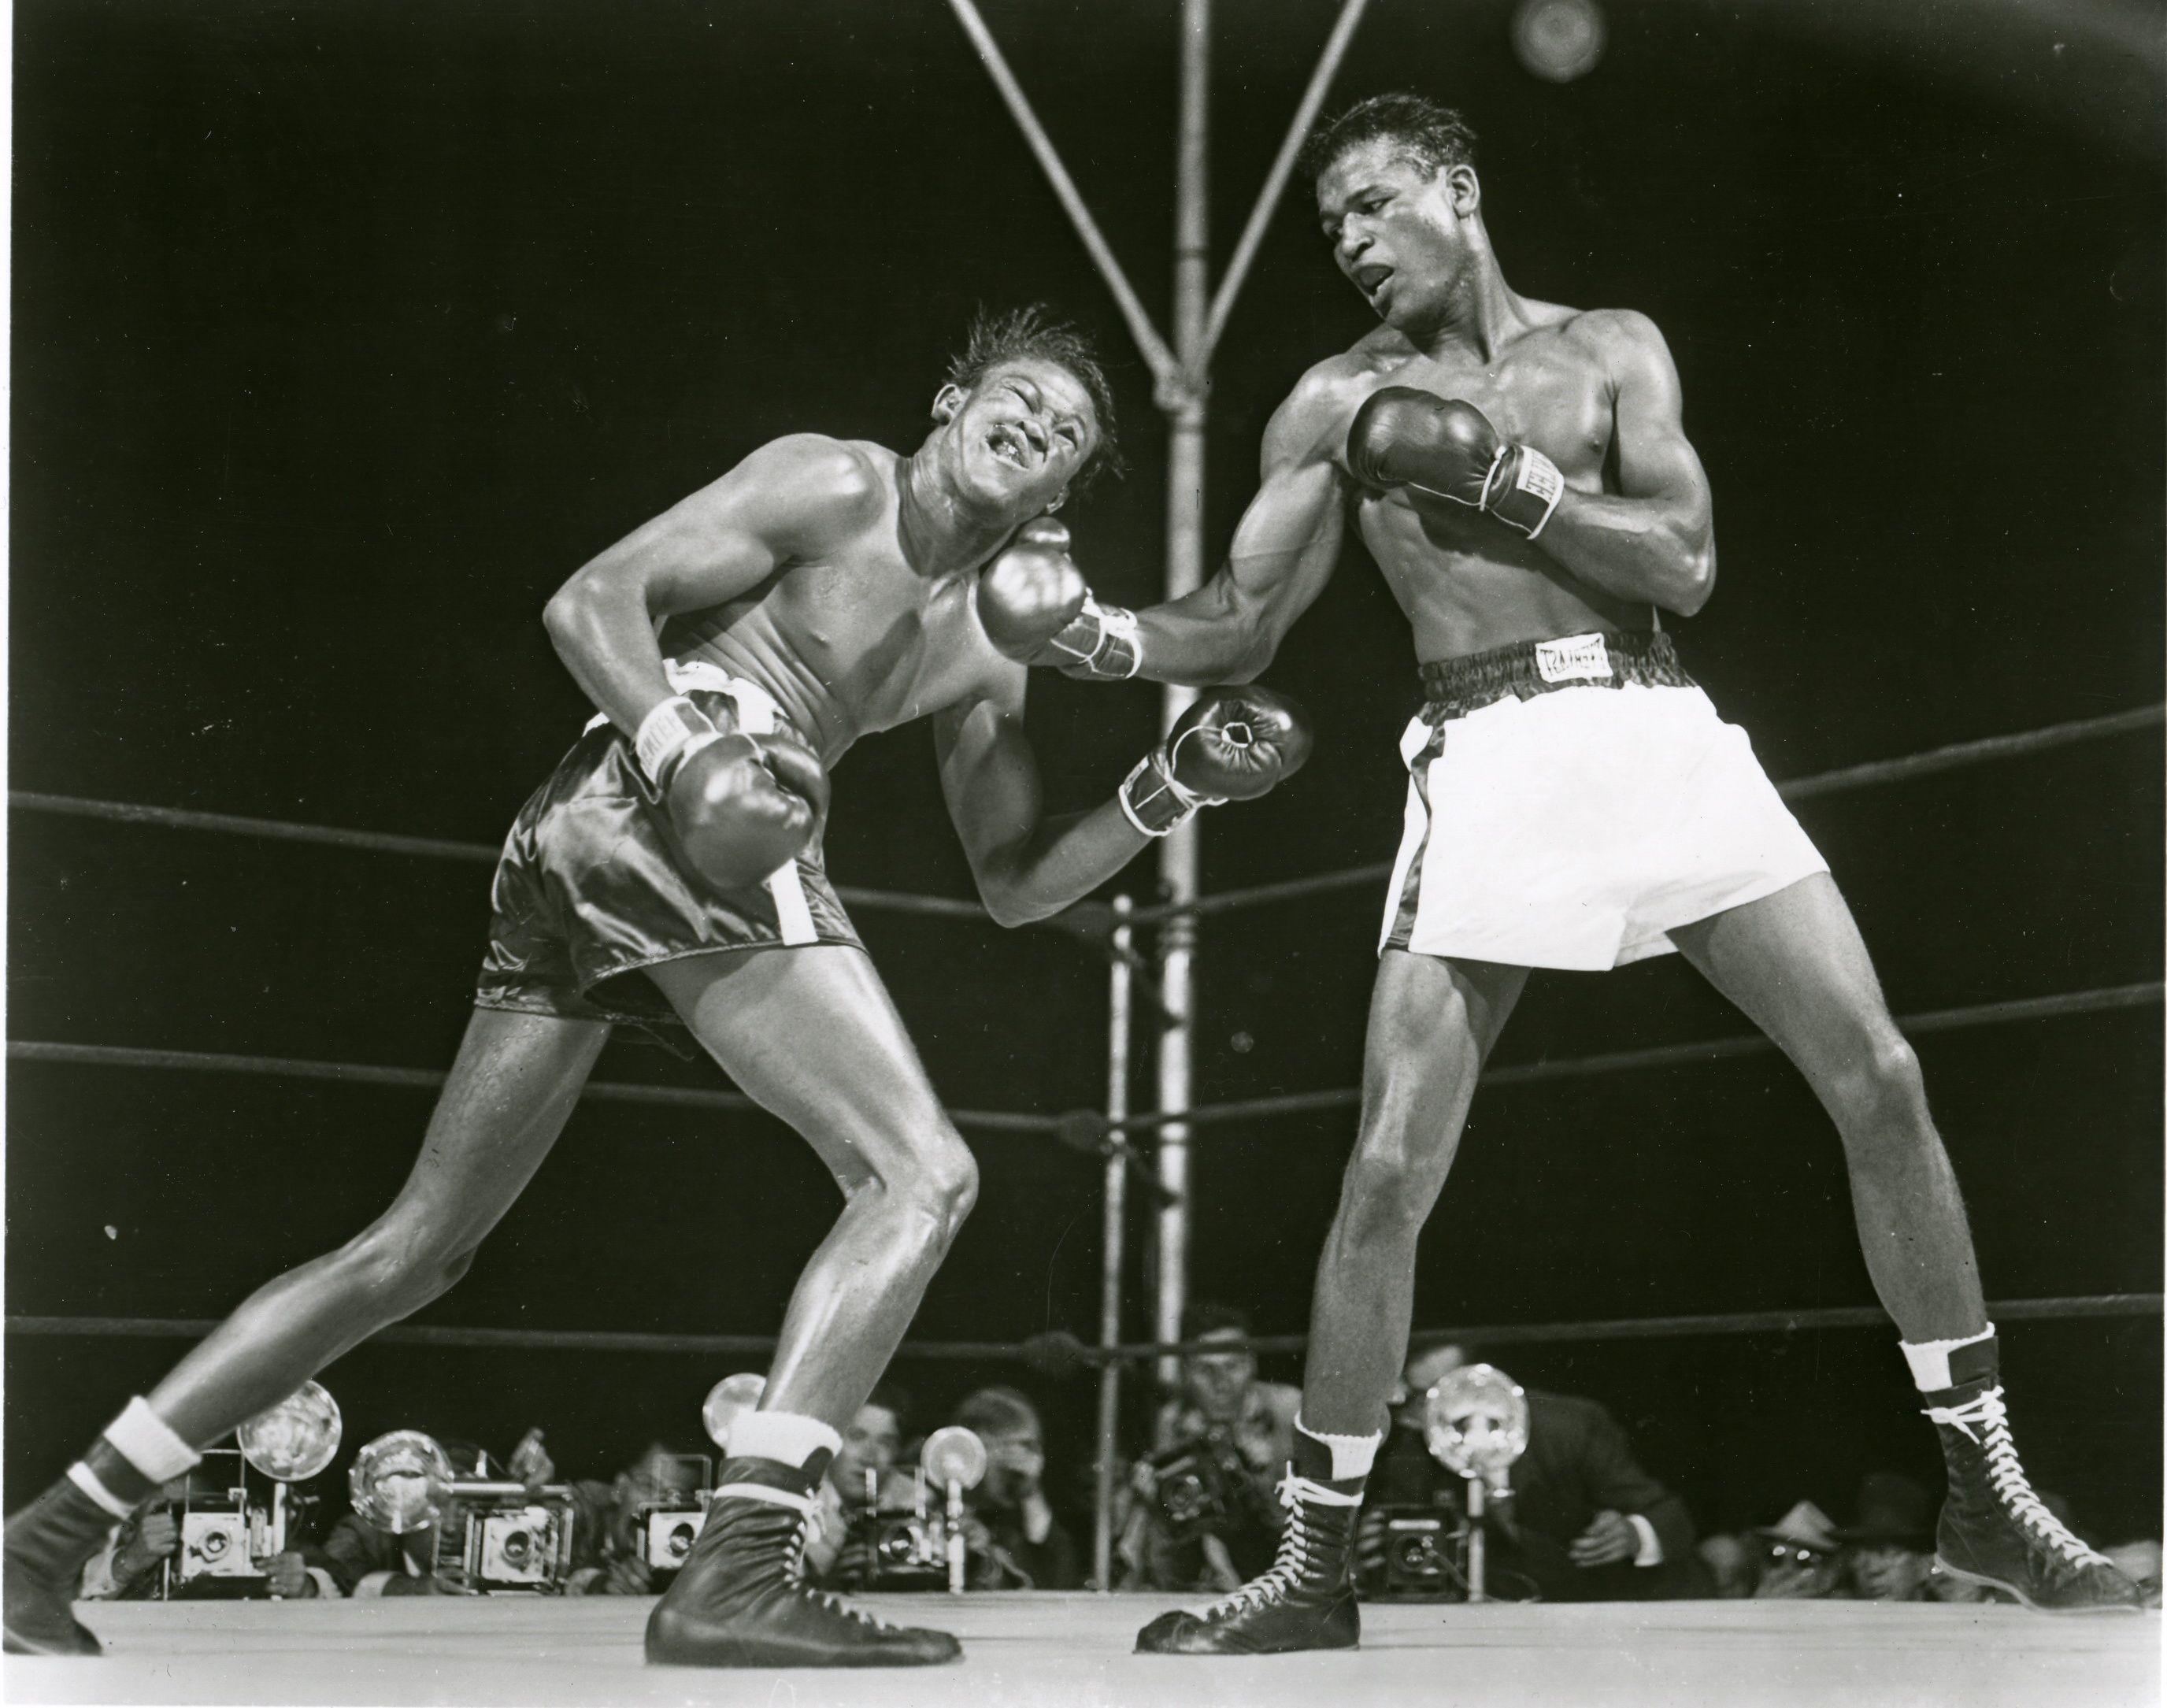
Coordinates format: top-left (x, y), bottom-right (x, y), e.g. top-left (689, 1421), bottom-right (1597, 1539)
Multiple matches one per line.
top-left (1533, 313), bottom-right (1716, 616)
top-left (542, 435), bottom-right (883, 733)
top-left (933, 668), bottom-right (1150, 928)
top-left (1128, 376), bottom-right (1350, 686)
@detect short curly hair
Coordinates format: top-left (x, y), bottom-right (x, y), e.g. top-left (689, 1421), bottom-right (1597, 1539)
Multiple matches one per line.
top-left (945, 305), bottom-right (1124, 491)
top-left (1296, 93), bottom-right (1480, 186)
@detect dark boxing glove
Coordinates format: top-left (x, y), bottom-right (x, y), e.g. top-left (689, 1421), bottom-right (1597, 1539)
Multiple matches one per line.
top-left (978, 517), bottom-right (1141, 681)
top-left (1346, 386), bottom-right (1564, 539)
top-left (1119, 684), bottom-right (1315, 836)
top-left (634, 695), bottom-right (828, 890)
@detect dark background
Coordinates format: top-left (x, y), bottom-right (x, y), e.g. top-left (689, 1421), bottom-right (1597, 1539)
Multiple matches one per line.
top-left (9, 0), bottom-right (2161, 1547)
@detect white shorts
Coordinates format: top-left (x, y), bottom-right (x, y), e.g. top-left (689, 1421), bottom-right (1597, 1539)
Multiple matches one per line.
top-left (1380, 665), bottom-right (1828, 971)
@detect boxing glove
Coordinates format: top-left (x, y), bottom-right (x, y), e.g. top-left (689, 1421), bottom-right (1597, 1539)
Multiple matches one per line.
top-left (635, 696), bottom-right (828, 889)
top-left (978, 517), bottom-right (1140, 680)
top-left (1346, 386), bottom-right (1564, 539)
top-left (1119, 684), bottom-right (1314, 836)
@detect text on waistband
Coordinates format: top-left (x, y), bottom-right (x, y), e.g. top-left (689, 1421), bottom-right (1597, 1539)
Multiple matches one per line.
top-left (1535, 633), bottom-right (1613, 684)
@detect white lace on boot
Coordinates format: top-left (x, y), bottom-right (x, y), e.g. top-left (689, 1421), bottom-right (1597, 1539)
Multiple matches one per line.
top-left (1195, 1473), bottom-right (1359, 1621)
top-left (1924, 1387), bottom-right (2110, 1568)
top-left (777, 1501), bottom-right (907, 1632)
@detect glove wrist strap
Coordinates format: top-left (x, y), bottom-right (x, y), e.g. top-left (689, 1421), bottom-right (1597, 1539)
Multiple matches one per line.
top-left (1119, 750), bottom-right (1215, 837)
top-left (635, 695), bottom-right (728, 790)
top-left (1060, 598), bottom-right (1143, 680)
top-left (1481, 444), bottom-right (1565, 539)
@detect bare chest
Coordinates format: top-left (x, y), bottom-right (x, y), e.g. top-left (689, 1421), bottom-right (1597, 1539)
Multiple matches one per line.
top-left (1365, 333), bottom-right (1614, 482)
top-left (761, 546), bottom-right (993, 733)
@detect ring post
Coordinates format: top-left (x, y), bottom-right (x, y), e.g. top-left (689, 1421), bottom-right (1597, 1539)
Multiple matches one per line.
top-left (1094, 895), bottom-right (1135, 1589)
top-left (1154, 0), bottom-right (1211, 1399)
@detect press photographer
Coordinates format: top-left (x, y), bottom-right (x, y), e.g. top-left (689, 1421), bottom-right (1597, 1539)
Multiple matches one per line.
top-left (950, 1388), bottom-right (1082, 1590)
top-left (564, 1445), bottom-right (709, 1596)
top-left (1118, 1302), bottom-right (1299, 1591)
top-left (79, 1471), bottom-right (332, 1602)
top-left (1361, 1344), bottom-right (1707, 1602)
top-left (320, 1430), bottom-right (565, 1597)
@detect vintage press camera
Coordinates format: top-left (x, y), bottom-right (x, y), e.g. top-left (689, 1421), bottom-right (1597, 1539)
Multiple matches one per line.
top-left (166, 1380), bottom-right (343, 1599)
top-left (1143, 1426), bottom-right (1256, 1543)
top-left (1369, 1506), bottom-right (1460, 1602)
top-left (632, 1456), bottom-right (713, 1582)
top-left (348, 1430), bottom-right (577, 1595)
top-left (850, 1427), bottom-right (987, 1593)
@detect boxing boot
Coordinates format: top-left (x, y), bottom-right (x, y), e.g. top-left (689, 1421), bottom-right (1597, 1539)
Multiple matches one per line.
top-left (646, 1456), bottom-right (961, 1667)
top-left (4, 1480), bottom-right (114, 1655)
top-left (1927, 1384), bottom-right (2141, 1613)
top-left (1135, 1432), bottom-right (1365, 1657)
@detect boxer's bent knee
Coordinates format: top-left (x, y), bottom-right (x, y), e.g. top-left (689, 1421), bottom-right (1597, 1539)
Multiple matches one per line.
top-left (339, 1220), bottom-right (484, 1318)
top-left (1336, 1132), bottom-right (1452, 1245)
top-left (1819, 1029), bottom-right (1930, 1143)
top-left (841, 1129), bottom-right (978, 1246)
top-left (894, 1142), bottom-right (979, 1246)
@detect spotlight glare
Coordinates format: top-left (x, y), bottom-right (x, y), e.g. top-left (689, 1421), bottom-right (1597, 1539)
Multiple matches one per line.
top-left (1513, 0), bottom-right (1607, 83)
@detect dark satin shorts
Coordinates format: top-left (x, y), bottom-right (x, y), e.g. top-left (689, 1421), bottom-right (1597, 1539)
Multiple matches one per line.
top-left (474, 687), bottom-right (861, 1036)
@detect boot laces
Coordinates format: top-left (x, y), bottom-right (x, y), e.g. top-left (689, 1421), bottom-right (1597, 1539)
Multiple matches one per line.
top-left (1924, 1387), bottom-right (2109, 1568)
top-left (1198, 1473), bottom-right (1318, 1621)
top-left (780, 1505), bottom-right (902, 1632)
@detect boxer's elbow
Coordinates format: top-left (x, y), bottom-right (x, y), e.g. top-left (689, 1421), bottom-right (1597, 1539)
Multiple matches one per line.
top-left (542, 576), bottom-right (604, 661)
top-left (976, 869), bottom-right (1053, 929)
top-left (1670, 538), bottom-right (1716, 616)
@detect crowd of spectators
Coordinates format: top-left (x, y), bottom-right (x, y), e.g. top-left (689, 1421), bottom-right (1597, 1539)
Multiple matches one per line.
top-left (79, 1311), bottom-right (2161, 1608)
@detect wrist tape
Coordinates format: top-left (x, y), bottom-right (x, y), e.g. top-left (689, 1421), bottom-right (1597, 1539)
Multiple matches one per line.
top-left (1118, 749), bottom-right (1221, 837)
top-left (635, 695), bottom-right (728, 789)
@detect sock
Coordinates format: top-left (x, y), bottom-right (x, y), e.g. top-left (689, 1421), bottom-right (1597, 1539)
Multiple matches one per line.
top-left (1291, 1415), bottom-right (1382, 1495)
top-left (1902, 1324), bottom-right (1998, 1401)
top-left (727, 1410), bottom-right (842, 1477)
top-left (72, 1399), bottom-right (200, 1517)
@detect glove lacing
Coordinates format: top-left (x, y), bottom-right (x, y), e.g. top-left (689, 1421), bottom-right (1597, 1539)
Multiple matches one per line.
top-left (1197, 1473), bottom-right (1320, 1621)
top-left (1924, 1387), bottom-right (2110, 1568)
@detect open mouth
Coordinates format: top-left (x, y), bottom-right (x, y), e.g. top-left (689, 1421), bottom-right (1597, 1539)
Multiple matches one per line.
top-left (987, 424), bottom-right (1044, 472)
top-left (1354, 262), bottom-right (1395, 296)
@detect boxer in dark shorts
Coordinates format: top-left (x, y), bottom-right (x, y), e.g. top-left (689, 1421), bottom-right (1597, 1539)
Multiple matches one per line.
top-left (3, 307), bottom-right (1314, 1667)
top-left (1021, 98), bottom-right (2139, 1649)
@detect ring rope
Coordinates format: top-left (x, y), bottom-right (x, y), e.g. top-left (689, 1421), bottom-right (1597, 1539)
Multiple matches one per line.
top-left (12, 980), bottom-right (2154, 1143)
top-left (5, 791), bottom-right (994, 923)
top-left (7, 1294), bottom-right (2154, 1364)
top-left (1097, 980), bottom-right (2162, 1135)
top-left (11, 702), bottom-right (2159, 932)
top-left (3, 1039), bottom-right (1066, 1136)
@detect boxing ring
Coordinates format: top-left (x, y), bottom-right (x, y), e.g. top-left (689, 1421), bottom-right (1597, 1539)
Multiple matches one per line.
top-left (7, 692), bottom-right (2162, 1706)
top-left (14, 1593), bottom-right (2160, 1708)
top-left (6, 2), bottom-right (2162, 1702)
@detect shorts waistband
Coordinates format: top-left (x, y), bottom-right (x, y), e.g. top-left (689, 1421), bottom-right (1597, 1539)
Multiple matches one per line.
top-left (1417, 631), bottom-right (1693, 722)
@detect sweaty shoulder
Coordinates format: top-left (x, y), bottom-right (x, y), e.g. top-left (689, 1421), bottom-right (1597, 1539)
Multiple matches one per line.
top-left (1558, 308), bottom-right (1676, 391)
top-left (728, 432), bottom-right (891, 543)
top-left (1261, 346), bottom-right (1387, 472)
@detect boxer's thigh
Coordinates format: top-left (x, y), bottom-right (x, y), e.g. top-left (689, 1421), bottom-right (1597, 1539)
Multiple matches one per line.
top-left (1665, 871), bottom-right (1904, 1089)
top-left (386, 1006), bottom-right (613, 1242)
top-left (644, 946), bottom-right (963, 1186)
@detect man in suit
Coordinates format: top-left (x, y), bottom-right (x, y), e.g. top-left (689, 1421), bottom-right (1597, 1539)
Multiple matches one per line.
top-left (1362, 1344), bottom-right (1706, 1602)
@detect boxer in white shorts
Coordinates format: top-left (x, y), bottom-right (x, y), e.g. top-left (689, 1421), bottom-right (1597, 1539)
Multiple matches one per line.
top-left (1015, 93), bottom-right (2138, 1649)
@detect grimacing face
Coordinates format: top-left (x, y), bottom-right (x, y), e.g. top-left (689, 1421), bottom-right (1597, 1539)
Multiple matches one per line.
top-left (1316, 137), bottom-right (1481, 336)
top-left (933, 357), bottom-right (1100, 517)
